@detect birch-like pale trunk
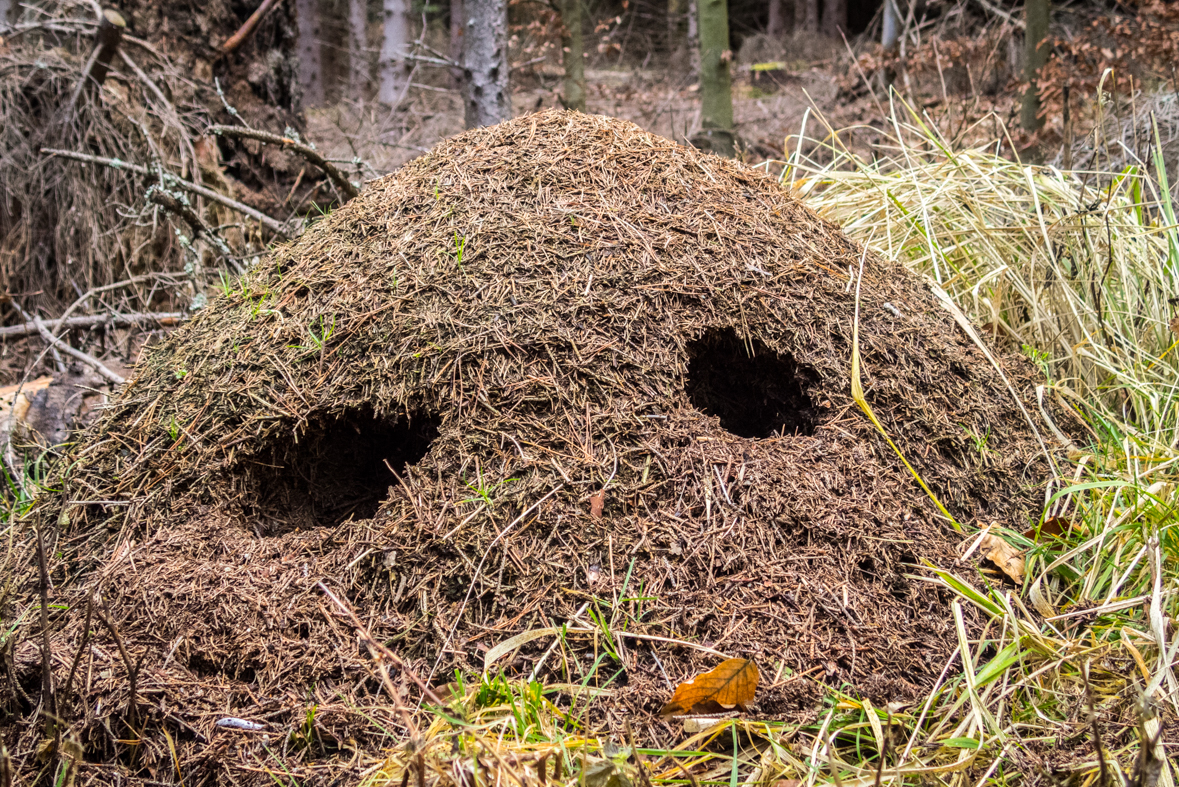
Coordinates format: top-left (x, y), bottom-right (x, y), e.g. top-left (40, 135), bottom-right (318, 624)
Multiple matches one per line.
top-left (882, 0), bottom-right (900, 52)
top-left (349, 0), bottom-right (369, 99)
top-left (461, 0), bottom-right (509, 128)
top-left (378, 0), bottom-right (410, 104)
top-left (296, 0), bottom-right (324, 106)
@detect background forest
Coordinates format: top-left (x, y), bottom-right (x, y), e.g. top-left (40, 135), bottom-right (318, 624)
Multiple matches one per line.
top-left (2, 0), bottom-right (1179, 785)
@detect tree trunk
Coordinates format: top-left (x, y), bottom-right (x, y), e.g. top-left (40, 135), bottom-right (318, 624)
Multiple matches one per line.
top-left (687, 0), bottom-right (699, 73)
top-left (297, 0), bottom-right (324, 106)
top-left (378, 0), bottom-right (409, 104)
top-left (461, 0), bottom-right (509, 127)
top-left (882, 0), bottom-right (900, 52)
top-left (560, 0), bottom-right (585, 111)
top-left (1, 0), bottom-right (12, 25)
top-left (1021, 0), bottom-right (1050, 131)
top-left (349, 0), bottom-right (368, 99)
top-left (450, 0), bottom-right (464, 87)
top-left (803, 0), bottom-right (818, 34)
top-left (696, 0), bottom-right (734, 157)
top-left (767, 0), bottom-right (786, 39)
top-left (668, 0), bottom-right (687, 56)
top-left (821, 0), bottom-right (845, 38)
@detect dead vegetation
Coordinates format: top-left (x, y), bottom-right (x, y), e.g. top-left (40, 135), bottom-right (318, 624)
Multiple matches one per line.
top-left (1, 110), bottom-right (1070, 784)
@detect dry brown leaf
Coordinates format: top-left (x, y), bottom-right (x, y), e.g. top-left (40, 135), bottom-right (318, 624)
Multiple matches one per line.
top-left (979, 533), bottom-right (1024, 584)
top-left (659, 658), bottom-right (759, 717)
top-left (589, 491), bottom-right (604, 519)
top-left (1023, 516), bottom-right (1072, 542)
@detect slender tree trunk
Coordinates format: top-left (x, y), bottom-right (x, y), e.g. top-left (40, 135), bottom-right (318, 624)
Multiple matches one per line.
top-left (378, 0), bottom-right (409, 104)
top-left (349, 0), bottom-right (368, 99)
top-left (461, 0), bottom-right (509, 128)
top-left (450, 0), bottom-right (464, 87)
top-left (1, 0), bottom-right (12, 25)
top-left (767, 0), bottom-right (786, 39)
top-left (560, 0), bottom-right (585, 111)
top-left (696, 0), bottom-right (734, 157)
top-left (1021, 0), bottom-right (1050, 131)
top-left (803, 0), bottom-right (818, 34)
top-left (881, 0), bottom-right (900, 89)
top-left (296, 0), bottom-right (324, 106)
top-left (821, 0), bottom-right (845, 38)
top-left (882, 0), bottom-right (900, 52)
top-left (687, 0), bottom-right (699, 73)
top-left (668, 0), bottom-right (687, 56)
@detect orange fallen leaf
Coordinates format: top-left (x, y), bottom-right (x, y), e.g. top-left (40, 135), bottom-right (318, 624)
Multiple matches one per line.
top-left (979, 533), bottom-right (1024, 584)
top-left (659, 658), bottom-right (759, 717)
top-left (589, 491), bottom-right (604, 519)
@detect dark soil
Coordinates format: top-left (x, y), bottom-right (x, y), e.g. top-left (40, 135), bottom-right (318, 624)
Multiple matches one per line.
top-left (4, 110), bottom-right (1066, 784)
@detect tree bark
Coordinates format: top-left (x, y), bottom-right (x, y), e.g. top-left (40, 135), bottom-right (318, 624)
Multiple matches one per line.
top-left (349, 0), bottom-right (369, 99)
top-left (1021, 0), bottom-right (1050, 131)
top-left (1, 0), bottom-right (13, 26)
top-left (461, 0), bottom-right (509, 128)
top-left (767, 0), bottom-right (786, 39)
top-left (450, 0), bottom-right (464, 87)
top-left (882, 0), bottom-right (900, 52)
top-left (297, 0), bottom-right (324, 106)
top-left (696, 0), bottom-right (734, 157)
top-left (687, 0), bottom-right (699, 73)
top-left (560, 0), bottom-right (585, 111)
top-left (668, 0), bottom-right (687, 55)
top-left (821, 0), bottom-right (845, 38)
top-left (379, 0), bottom-right (409, 104)
top-left (803, 0), bottom-right (818, 34)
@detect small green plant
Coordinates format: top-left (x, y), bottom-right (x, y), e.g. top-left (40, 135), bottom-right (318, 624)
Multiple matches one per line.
top-left (960, 423), bottom-right (994, 455)
top-left (173, 366), bottom-right (188, 380)
top-left (461, 469), bottom-right (516, 510)
top-left (290, 315), bottom-right (336, 355)
top-left (166, 417), bottom-right (181, 442)
top-left (452, 231), bottom-right (466, 268)
top-left (1021, 343), bottom-right (1053, 382)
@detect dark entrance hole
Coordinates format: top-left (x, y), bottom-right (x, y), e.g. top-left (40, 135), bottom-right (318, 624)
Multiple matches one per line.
top-left (686, 328), bottom-right (820, 438)
top-left (247, 406), bottom-right (439, 535)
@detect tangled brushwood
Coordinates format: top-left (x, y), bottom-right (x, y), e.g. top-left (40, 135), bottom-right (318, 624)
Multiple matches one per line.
top-left (0, 0), bottom-right (304, 314)
top-left (6, 111), bottom-right (1071, 784)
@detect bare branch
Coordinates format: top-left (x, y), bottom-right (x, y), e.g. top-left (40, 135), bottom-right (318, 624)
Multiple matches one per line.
top-left (208, 125), bottom-right (361, 202)
top-left (40, 148), bottom-right (292, 237)
top-left (0, 312), bottom-right (184, 339)
top-left (219, 0), bottom-right (283, 53)
top-left (28, 316), bottom-right (126, 385)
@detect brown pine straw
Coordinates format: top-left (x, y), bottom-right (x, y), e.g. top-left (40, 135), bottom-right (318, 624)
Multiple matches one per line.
top-left (7, 110), bottom-right (1068, 784)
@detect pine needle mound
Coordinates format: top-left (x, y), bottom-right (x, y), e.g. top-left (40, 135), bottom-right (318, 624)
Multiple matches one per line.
top-left (25, 111), bottom-right (1063, 776)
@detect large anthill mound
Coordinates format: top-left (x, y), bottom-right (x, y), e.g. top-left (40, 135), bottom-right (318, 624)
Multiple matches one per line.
top-left (10, 111), bottom-right (1063, 782)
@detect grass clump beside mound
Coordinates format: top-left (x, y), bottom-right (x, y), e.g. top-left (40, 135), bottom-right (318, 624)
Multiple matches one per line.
top-left (5, 110), bottom-right (1070, 784)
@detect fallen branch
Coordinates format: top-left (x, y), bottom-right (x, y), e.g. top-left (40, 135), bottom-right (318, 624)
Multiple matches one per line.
top-left (208, 125), bottom-right (360, 202)
top-left (219, 0), bottom-right (283, 54)
top-left (29, 316), bottom-right (125, 385)
top-left (146, 188), bottom-right (238, 267)
top-left (40, 148), bottom-right (291, 237)
top-left (0, 312), bottom-right (184, 339)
